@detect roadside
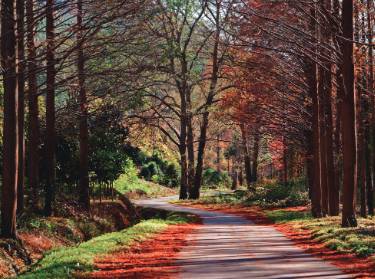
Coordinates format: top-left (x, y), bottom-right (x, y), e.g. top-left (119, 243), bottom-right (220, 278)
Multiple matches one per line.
top-left (19, 209), bottom-right (199, 279)
top-left (0, 179), bottom-right (178, 279)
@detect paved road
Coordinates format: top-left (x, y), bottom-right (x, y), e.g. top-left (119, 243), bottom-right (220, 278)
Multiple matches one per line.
top-left (135, 197), bottom-right (352, 279)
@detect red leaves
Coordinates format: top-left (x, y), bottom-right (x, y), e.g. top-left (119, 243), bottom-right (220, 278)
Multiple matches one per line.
top-left (84, 223), bottom-right (200, 279)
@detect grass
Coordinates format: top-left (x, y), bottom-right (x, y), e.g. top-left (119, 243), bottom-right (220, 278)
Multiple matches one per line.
top-left (265, 208), bottom-right (375, 258)
top-left (19, 211), bottom-right (195, 279)
top-left (114, 174), bottom-right (176, 199)
top-left (266, 209), bottom-right (312, 223)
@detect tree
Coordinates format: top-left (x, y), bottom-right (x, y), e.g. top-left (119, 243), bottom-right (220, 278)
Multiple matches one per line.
top-left (1, 0), bottom-right (19, 238)
top-left (44, 0), bottom-right (56, 216)
top-left (77, 0), bottom-right (90, 210)
top-left (16, 0), bottom-right (26, 213)
top-left (341, 0), bottom-right (357, 227)
top-left (26, 0), bottom-right (40, 209)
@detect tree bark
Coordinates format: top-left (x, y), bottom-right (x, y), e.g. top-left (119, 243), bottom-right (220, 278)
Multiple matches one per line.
top-left (251, 129), bottom-right (259, 182)
top-left (306, 20), bottom-right (323, 216)
top-left (318, 67), bottom-right (328, 216)
top-left (240, 123), bottom-right (252, 186)
top-left (216, 134), bottom-right (221, 173)
top-left (367, 0), bottom-right (374, 216)
top-left (44, 0), bottom-right (56, 216)
top-left (320, 0), bottom-right (338, 216)
top-left (191, 110), bottom-right (209, 199)
top-left (1, 0), bottom-right (19, 238)
top-left (341, 0), bottom-right (358, 227)
top-left (187, 110), bottom-right (195, 197)
top-left (26, 0), bottom-right (40, 210)
top-left (77, 0), bottom-right (90, 210)
top-left (16, 0), bottom-right (25, 214)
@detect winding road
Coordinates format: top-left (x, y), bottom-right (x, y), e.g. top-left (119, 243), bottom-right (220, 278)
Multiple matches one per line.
top-left (135, 197), bottom-right (352, 279)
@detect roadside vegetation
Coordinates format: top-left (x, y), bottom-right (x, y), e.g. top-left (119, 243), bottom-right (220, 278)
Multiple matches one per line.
top-left (19, 211), bottom-right (197, 279)
top-left (193, 178), bottom-right (309, 208)
top-left (266, 209), bottom-right (375, 258)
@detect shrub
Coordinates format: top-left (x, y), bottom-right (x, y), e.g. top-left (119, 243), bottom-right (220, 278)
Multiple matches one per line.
top-left (248, 178), bottom-right (309, 207)
top-left (203, 168), bottom-right (231, 187)
top-left (140, 161), bottom-right (161, 180)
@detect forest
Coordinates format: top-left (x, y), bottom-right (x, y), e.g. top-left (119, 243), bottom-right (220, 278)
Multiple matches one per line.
top-left (0, 0), bottom-right (374, 278)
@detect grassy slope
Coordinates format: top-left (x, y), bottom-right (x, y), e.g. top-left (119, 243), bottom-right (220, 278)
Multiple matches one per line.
top-left (114, 175), bottom-right (176, 199)
top-left (19, 212), bottom-right (194, 279)
top-left (266, 209), bottom-right (375, 258)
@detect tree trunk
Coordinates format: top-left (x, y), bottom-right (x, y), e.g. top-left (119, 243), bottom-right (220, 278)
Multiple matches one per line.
top-left (251, 130), bottom-right (259, 182)
top-left (16, 0), bottom-right (25, 214)
top-left (283, 137), bottom-right (288, 186)
top-left (306, 10), bottom-right (323, 217)
top-left (318, 63), bottom-right (328, 215)
top-left (26, 0), bottom-right (40, 210)
top-left (367, 0), bottom-right (375, 216)
top-left (191, 111), bottom-right (209, 199)
top-left (341, 0), bottom-right (358, 227)
top-left (179, 83), bottom-right (188, 199)
top-left (231, 170), bottom-right (238, 190)
top-left (306, 131), bottom-right (314, 200)
top-left (240, 124), bottom-right (252, 186)
top-left (1, 0), bottom-right (19, 238)
top-left (44, 0), bottom-right (56, 216)
top-left (187, 111), bottom-right (195, 197)
top-left (216, 134), bottom-right (221, 173)
top-left (77, 0), bottom-right (90, 211)
top-left (320, 0), bottom-right (338, 216)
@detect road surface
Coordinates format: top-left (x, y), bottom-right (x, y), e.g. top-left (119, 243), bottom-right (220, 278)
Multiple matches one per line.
top-left (135, 197), bottom-right (352, 279)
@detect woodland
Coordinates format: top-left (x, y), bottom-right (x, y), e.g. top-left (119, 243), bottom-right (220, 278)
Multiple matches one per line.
top-left (0, 0), bottom-right (374, 277)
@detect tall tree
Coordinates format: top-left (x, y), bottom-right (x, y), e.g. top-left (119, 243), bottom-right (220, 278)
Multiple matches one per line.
top-left (26, 0), bottom-right (40, 209)
top-left (77, 0), bottom-right (90, 210)
top-left (1, 0), bottom-right (19, 238)
top-left (16, 0), bottom-right (25, 213)
top-left (44, 0), bottom-right (56, 216)
top-left (367, 0), bottom-right (374, 217)
top-left (340, 0), bottom-right (358, 227)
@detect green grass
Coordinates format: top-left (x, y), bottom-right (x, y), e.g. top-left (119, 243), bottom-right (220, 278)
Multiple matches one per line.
top-left (114, 175), bottom-right (176, 198)
top-left (265, 209), bottom-right (375, 258)
top-left (197, 190), bottom-right (248, 205)
top-left (19, 212), bottom-right (194, 279)
top-left (265, 209), bottom-right (312, 223)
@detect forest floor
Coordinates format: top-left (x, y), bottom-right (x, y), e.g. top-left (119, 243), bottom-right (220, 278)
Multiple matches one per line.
top-left (175, 197), bottom-right (375, 279)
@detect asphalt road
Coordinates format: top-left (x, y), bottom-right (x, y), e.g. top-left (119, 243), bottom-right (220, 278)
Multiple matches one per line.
top-left (135, 197), bottom-right (352, 279)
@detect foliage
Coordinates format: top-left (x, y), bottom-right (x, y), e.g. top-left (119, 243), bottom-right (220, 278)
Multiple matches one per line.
top-left (19, 212), bottom-right (196, 279)
top-left (89, 105), bottom-right (129, 184)
top-left (139, 153), bottom-right (179, 187)
top-left (114, 171), bottom-right (176, 199)
top-left (202, 168), bottom-right (231, 187)
top-left (247, 178), bottom-right (309, 208)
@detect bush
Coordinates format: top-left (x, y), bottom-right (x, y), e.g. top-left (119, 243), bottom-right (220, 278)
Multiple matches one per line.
top-left (248, 178), bottom-right (309, 207)
top-left (139, 155), bottom-right (179, 187)
top-left (203, 168), bottom-right (231, 187)
top-left (140, 161), bottom-right (161, 181)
